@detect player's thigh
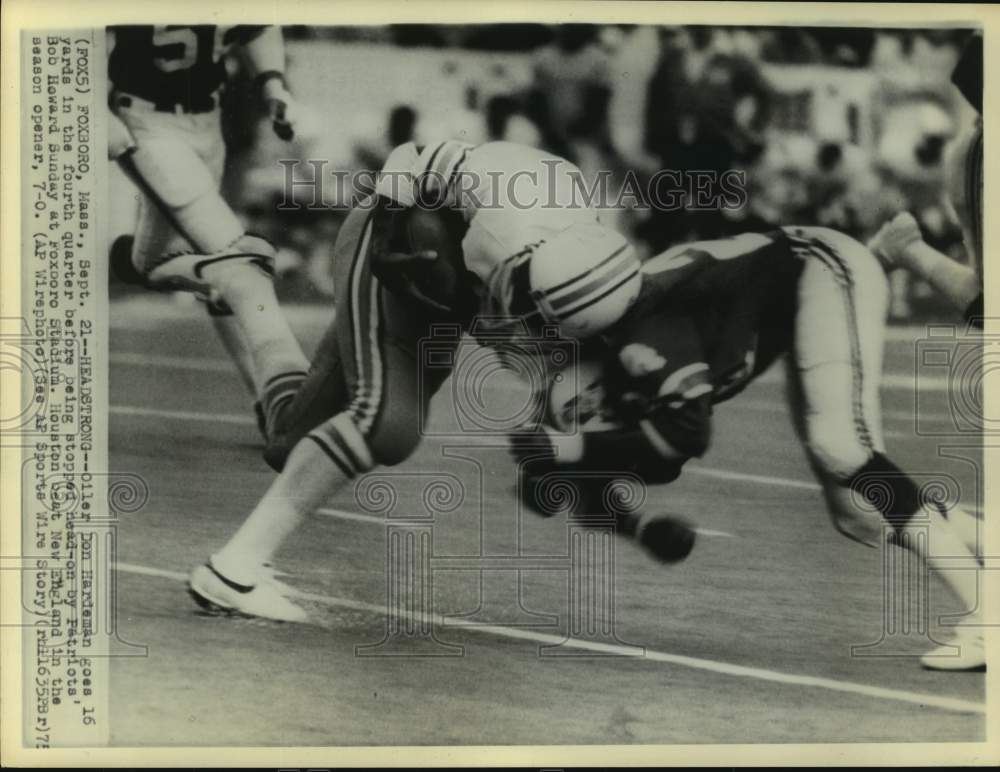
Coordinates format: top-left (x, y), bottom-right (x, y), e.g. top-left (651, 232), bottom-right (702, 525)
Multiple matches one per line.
top-left (788, 227), bottom-right (889, 477)
top-left (191, 112), bottom-right (227, 185)
top-left (120, 112), bottom-right (217, 210)
top-left (131, 195), bottom-right (191, 271)
top-left (333, 203), bottom-right (444, 464)
top-left (120, 113), bottom-right (242, 252)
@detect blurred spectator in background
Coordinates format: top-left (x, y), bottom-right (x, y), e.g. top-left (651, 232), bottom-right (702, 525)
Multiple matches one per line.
top-left (484, 94), bottom-right (542, 146)
top-left (526, 24), bottom-right (612, 167)
top-left (612, 27), bottom-right (772, 251)
top-left (354, 104), bottom-right (419, 171)
top-left (759, 26), bottom-right (823, 64)
top-left (182, 22), bottom-right (978, 321)
top-left (808, 26), bottom-right (876, 67)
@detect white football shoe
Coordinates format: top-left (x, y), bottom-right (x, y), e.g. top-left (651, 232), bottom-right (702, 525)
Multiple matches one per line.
top-left (920, 628), bottom-right (986, 671)
top-left (188, 560), bottom-right (308, 623)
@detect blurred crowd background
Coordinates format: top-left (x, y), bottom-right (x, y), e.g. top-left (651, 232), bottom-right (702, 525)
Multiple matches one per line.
top-left (110, 24), bottom-right (981, 321)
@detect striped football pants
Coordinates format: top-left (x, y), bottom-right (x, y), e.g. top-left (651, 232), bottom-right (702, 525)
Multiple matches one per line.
top-left (263, 202), bottom-right (462, 475)
top-left (781, 226), bottom-right (890, 540)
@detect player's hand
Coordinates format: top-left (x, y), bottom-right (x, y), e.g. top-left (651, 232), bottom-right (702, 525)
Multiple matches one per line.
top-left (867, 212), bottom-right (923, 271)
top-left (262, 77), bottom-right (299, 141)
top-left (108, 111), bottom-right (136, 160)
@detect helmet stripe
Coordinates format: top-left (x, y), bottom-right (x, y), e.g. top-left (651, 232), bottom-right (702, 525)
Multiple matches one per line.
top-left (537, 242), bottom-right (630, 298)
top-left (555, 268), bottom-right (639, 324)
top-left (545, 251), bottom-right (636, 313)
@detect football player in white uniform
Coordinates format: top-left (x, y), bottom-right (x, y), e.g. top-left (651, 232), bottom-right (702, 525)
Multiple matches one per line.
top-left (187, 140), bottom-right (643, 621)
top-left (868, 33), bottom-right (983, 327)
top-left (108, 24), bottom-right (309, 419)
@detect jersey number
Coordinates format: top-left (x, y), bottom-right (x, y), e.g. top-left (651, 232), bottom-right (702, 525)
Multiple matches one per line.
top-left (152, 26), bottom-right (229, 73)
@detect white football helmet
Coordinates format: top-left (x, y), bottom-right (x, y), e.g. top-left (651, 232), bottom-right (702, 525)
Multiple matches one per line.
top-left (529, 223), bottom-right (641, 338)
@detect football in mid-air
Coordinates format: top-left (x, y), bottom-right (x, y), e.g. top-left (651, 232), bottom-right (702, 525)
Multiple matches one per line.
top-left (636, 514), bottom-right (698, 564)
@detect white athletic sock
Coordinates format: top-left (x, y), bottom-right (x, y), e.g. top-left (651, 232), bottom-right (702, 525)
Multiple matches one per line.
top-left (898, 510), bottom-right (982, 623)
top-left (204, 264), bottom-right (309, 395)
top-left (213, 438), bottom-right (352, 586)
top-left (207, 309), bottom-right (257, 399)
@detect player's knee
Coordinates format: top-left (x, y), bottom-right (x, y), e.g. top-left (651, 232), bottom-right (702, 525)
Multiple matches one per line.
top-left (263, 434), bottom-right (294, 472)
top-left (222, 234), bottom-right (277, 277)
top-left (231, 233), bottom-right (276, 258)
top-left (352, 388), bottom-right (425, 467)
top-left (205, 236), bottom-right (278, 300)
top-left (304, 412), bottom-right (376, 478)
top-left (367, 425), bottom-right (422, 467)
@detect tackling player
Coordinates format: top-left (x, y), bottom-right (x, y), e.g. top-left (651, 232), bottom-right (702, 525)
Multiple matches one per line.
top-left (107, 24), bottom-right (309, 412)
top-left (868, 32), bottom-right (983, 327)
top-left (514, 226), bottom-right (985, 670)
top-left (186, 140), bottom-right (643, 621)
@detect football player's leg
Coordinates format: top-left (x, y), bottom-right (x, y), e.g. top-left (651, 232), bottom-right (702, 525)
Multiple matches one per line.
top-left (791, 226), bottom-right (980, 554)
top-left (121, 147), bottom-right (286, 399)
top-left (788, 228), bottom-right (982, 666)
top-left (117, 136), bottom-right (308, 394)
top-left (261, 314), bottom-right (349, 471)
top-left (257, 206), bottom-right (379, 463)
top-left (191, 113), bottom-right (262, 402)
top-left (122, 155), bottom-right (261, 404)
top-left (786, 227), bottom-right (886, 545)
top-left (200, 211), bottom-right (452, 613)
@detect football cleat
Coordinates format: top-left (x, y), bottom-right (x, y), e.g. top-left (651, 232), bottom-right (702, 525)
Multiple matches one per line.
top-left (187, 561), bottom-right (308, 623)
top-left (920, 629), bottom-right (986, 671)
top-left (146, 235), bottom-right (276, 295)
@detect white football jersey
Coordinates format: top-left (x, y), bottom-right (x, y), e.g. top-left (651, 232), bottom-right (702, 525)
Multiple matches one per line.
top-left (376, 140), bottom-right (598, 288)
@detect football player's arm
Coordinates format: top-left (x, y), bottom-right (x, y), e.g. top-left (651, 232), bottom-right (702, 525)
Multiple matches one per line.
top-left (550, 371), bottom-right (712, 470)
top-left (240, 26), bottom-right (285, 81)
top-left (106, 28), bottom-right (135, 160)
top-left (239, 26), bottom-right (300, 140)
top-left (549, 317), bottom-right (714, 471)
top-left (904, 241), bottom-right (981, 320)
top-left (868, 212), bottom-right (981, 318)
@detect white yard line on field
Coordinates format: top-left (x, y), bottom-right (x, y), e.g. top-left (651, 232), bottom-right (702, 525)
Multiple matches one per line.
top-left (108, 404), bottom-right (982, 517)
top-left (111, 350), bottom-right (960, 393)
top-left (114, 560), bottom-right (985, 716)
top-left (110, 352), bottom-right (959, 432)
top-left (111, 404), bottom-right (254, 425)
top-left (316, 506), bottom-right (737, 539)
top-left (109, 295), bottom-right (968, 344)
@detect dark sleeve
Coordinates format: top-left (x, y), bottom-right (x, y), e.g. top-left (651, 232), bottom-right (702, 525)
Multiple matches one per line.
top-left (951, 33), bottom-right (982, 114)
top-left (578, 313), bottom-right (713, 477)
top-left (964, 292), bottom-right (983, 329)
